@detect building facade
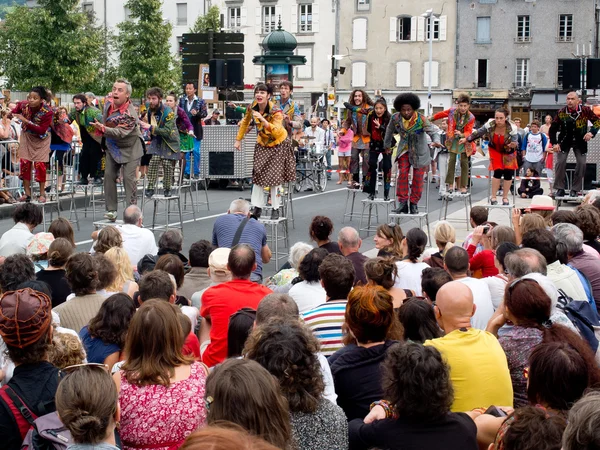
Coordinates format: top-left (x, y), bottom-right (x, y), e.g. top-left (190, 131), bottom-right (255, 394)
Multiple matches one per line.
top-left (456, 0), bottom-right (597, 124)
top-left (211, 0), bottom-right (336, 109)
top-left (336, 0), bottom-right (457, 114)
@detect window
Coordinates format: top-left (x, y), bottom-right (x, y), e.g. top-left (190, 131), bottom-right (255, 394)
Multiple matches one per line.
top-left (357, 0), bottom-right (370, 11)
top-left (352, 18), bottom-right (367, 50)
top-left (515, 58), bottom-right (530, 86)
top-left (228, 7), bottom-right (241, 31)
top-left (426, 17), bottom-right (440, 41)
top-left (352, 62), bottom-right (367, 87)
top-left (296, 46), bottom-right (313, 79)
top-left (262, 6), bottom-right (276, 34)
top-left (82, 2), bottom-right (93, 14)
top-left (558, 14), bottom-right (573, 41)
top-left (557, 59), bottom-right (565, 88)
top-left (396, 16), bottom-right (412, 41)
top-left (396, 61), bottom-right (411, 87)
top-left (516, 15), bottom-right (530, 42)
top-left (423, 61), bottom-right (439, 88)
top-left (299, 4), bottom-right (312, 32)
top-left (476, 59), bottom-right (488, 88)
top-left (476, 17), bottom-right (491, 43)
top-left (176, 3), bottom-right (187, 26)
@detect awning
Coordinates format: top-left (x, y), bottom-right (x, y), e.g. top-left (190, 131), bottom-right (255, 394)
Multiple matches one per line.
top-left (530, 93), bottom-right (567, 110)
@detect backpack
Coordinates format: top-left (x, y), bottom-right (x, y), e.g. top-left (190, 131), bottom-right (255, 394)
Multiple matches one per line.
top-left (0, 385), bottom-right (71, 450)
top-left (556, 288), bottom-right (600, 361)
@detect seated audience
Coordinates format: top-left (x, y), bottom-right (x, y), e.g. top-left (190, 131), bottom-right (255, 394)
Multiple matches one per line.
top-left (104, 247), bottom-right (138, 297)
top-left (48, 331), bottom-right (86, 369)
top-left (182, 425), bottom-right (279, 450)
top-left (80, 293), bottom-right (136, 369)
top-left (467, 225), bottom-right (515, 278)
top-left (137, 269), bottom-right (177, 304)
top-left (0, 254), bottom-right (35, 293)
top-left (424, 281), bottom-right (513, 411)
top-left (483, 242), bottom-right (518, 310)
top-left (0, 203), bottom-right (42, 257)
top-left (55, 365), bottom-right (121, 450)
top-left (562, 391), bottom-right (600, 450)
top-left (204, 358), bottom-right (291, 448)
top-left (266, 242), bottom-right (312, 293)
top-left (179, 240), bottom-right (214, 301)
top-left (373, 223), bottom-right (404, 259)
top-left (513, 211), bottom-right (546, 245)
top-left (420, 267), bottom-right (452, 303)
top-left (338, 227), bottom-right (368, 285)
top-left (35, 238), bottom-right (73, 307)
top-left (551, 211), bottom-right (600, 258)
top-left (114, 300), bottom-right (208, 448)
top-left (26, 232), bottom-right (54, 272)
top-left (138, 229), bottom-right (190, 274)
top-left (227, 307), bottom-right (256, 358)
top-left (303, 253), bottom-right (355, 356)
top-left (200, 244), bottom-right (271, 367)
top-left (310, 215), bottom-right (342, 254)
top-left (444, 247), bottom-right (494, 330)
top-left (393, 228), bottom-right (430, 295)
top-left (328, 285), bottom-right (401, 421)
top-left (245, 319), bottom-right (348, 449)
top-left (349, 343), bottom-right (478, 450)
top-left (397, 297), bottom-right (443, 343)
top-left (94, 253), bottom-right (118, 298)
top-left (192, 247), bottom-right (232, 308)
top-left (0, 288), bottom-right (58, 450)
top-left (288, 247), bottom-right (328, 313)
top-left (93, 225), bottom-right (123, 254)
top-left (365, 257), bottom-right (412, 308)
top-left (463, 206), bottom-right (489, 253)
top-left (119, 205), bottom-right (159, 266)
top-left (424, 221), bottom-right (455, 268)
top-left (179, 312), bottom-right (201, 359)
top-left (48, 216), bottom-right (76, 247)
top-left (54, 253), bottom-right (105, 332)
top-left (155, 253), bottom-right (191, 305)
top-left (575, 204), bottom-right (600, 254)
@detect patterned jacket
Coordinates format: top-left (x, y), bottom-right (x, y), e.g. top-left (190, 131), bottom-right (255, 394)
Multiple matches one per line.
top-left (178, 96), bottom-right (207, 140)
top-left (145, 103), bottom-right (180, 160)
top-left (384, 112), bottom-right (440, 168)
top-left (549, 105), bottom-right (600, 153)
top-left (69, 105), bottom-right (103, 144)
top-left (236, 100), bottom-right (287, 147)
top-left (101, 101), bottom-right (144, 164)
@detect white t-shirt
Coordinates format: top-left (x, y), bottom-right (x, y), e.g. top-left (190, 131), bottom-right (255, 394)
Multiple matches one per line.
top-left (483, 275), bottom-right (508, 310)
top-left (393, 261), bottom-right (430, 296)
top-left (289, 281), bottom-right (327, 314)
top-left (457, 277), bottom-right (495, 330)
top-left (524, 132), bottom-right (545, 163)
top-left (0, 223), bottom-right (33, 257)
top-left (118, 224), bottom-right (158, 266)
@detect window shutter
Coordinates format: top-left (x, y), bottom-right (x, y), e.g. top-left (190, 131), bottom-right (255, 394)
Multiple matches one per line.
top-left (396, 61), bottom-right (411, 87)
top-left (389, 17), bottom-right (397, 42)
top-left (312, 2), bottom-right (319, 32)
top-left (241, 7), bottom-right (247, 30)
top-left (275, 5), bottom-right (283, 27)
top-left (352, 18), bottom-right (367, 50)
top-left (410, 16), bottom-right (417, 41)
top-left (417, 16), bottom-right (425, 41)
top-left (352, 62), bottom-right (367, 87)
top-left (291, 3), bottom-right (297, 32)
top-left (255, 7), bottom-right (262, 34)
top-left (296, 47), bottom-right (313, 79)
top-left (255, 63), bottom-right (263, 81)
top-left (439, 15), bottom-right (447, 41)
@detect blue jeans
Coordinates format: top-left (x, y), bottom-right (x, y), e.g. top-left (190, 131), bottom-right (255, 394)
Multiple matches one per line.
top-left (185, 139), bottom-right (201, 176)
top-left (325, 149), bottom-right (332, 179)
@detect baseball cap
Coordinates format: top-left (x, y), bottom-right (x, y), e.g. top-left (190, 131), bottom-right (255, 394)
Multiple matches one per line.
top-left (209, 248), bottom-right (232, 283)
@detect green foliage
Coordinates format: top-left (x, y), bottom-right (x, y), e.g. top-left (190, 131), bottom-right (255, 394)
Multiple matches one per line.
top-left (0, 0), bottom-right (105, 92)
top-left (190, 5), bottom-right (221, 33)
top-left (116, 0), bottom-right (179, 98)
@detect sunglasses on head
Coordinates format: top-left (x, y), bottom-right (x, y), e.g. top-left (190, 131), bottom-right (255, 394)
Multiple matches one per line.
top-left (58, 363), bottom-right (109, 381)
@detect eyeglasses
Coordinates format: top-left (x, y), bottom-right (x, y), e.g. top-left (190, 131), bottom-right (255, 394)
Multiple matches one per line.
top-left (59, 363), bottom-right (109, 381)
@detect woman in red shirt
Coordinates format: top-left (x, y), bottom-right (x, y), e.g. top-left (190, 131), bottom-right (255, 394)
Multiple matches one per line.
top-left (364, 97), bottom-right (391, 200)
top-left (467, 224), bottom-right (516, 278)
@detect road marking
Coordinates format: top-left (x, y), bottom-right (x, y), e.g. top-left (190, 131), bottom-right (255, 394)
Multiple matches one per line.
top-left (75, 188), bottom-right (349, 247)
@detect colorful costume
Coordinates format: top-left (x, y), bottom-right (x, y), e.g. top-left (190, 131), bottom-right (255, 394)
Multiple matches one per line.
top-left (364, 113), bottom-right (391, 198)
top-left (178, 95), bottom-right (207, 176)
top-left (468, 119), bottom-right (519, 179)
top-left (343, 102), bottom-right (373, 185)
top-left (145, 103), bottom-right (180, 193)
top-left (69, 104), bottom-right (103, 182)
top-left (175, 106), bottom-right (194, 152)
top-left (432, 107), bottom-right (475, 188)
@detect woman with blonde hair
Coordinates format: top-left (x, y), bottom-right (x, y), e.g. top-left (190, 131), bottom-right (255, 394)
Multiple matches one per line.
top-left (425, 221), bottom-right (456, 268)
top-left (373, 223), bottom-right (404, 258)
top-left (104, 246), bottom-right (138, 297)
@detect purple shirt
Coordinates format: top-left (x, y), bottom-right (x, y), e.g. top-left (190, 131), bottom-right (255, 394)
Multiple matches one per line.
top-left (176, 106), bottom-right (194, 134)
top-left (570, 250), bottom-right (600, 307)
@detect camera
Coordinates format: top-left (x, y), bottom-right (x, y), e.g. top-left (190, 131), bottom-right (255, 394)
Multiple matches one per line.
top-left (482, 225), bottom-right (491, 234)
top-left (592, 180), bottom-right (600, 187)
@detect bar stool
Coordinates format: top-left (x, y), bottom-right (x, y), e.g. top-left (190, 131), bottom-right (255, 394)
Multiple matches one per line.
top-left (389, 172), bottom-right (432, 245)
top-left (259, 216), bottom-right (289, 271)
top-left (439, 191), bottom-right (472, 229)
top-left (358, 198), bottom-right (395, 237)
top-left (342, 188), bottom-right (366, 223)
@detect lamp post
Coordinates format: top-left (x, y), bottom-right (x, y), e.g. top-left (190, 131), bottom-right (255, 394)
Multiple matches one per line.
top-left (422, 9), bottom-right (434, 116)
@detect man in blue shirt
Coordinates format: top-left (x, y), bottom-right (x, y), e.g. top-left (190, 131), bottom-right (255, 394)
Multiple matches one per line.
top-left (212, 199), bottom-right (272, 282)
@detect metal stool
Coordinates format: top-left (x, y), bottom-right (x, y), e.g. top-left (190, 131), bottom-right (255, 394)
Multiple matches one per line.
top-left (389, 172), bottom-right (432, 245)
top-left (142, 158), bottom-right (185, 235)
top-left (342, 188), bottom-right (367, 223)
top-left (259, 217), bottom-right (289, 271)
top-left (439, 192), bottom-right (472, 228)
top-left (479, 169), bottom-right (517, 227)
top-left (93, 219), bottom-right (125, 230)
top-left (359, 198), bottom-right (395, 237)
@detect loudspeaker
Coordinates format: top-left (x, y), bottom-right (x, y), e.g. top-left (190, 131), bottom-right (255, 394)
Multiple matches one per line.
top-left (227, 59), bottom-right (244, 87)
top-left (209, 59), bottom-right (226, 87)
top-left (562, 59), bottom-right (581, 89)
top-left (587, 59), bottom-right (600, 89)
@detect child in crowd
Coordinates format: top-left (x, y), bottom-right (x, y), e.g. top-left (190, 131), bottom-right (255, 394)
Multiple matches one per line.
top-left (521, 119), bottom-right (547, 177)
top-left (518, 167), bottom-right (544, 198)
top-left (462, 206), bottom-right (489, 254)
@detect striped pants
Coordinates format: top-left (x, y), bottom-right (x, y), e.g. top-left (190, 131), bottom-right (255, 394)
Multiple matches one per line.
top-left (147, 156), bottom-right (175, 190)
top-left (396, 153), bottom-right (426, 204)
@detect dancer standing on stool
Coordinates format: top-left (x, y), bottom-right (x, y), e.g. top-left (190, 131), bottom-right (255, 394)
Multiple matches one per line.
top-left (343, 90), bottom-right (373, 189)
top-left (463, 108), bottom-right (518, 206)
top-left (234, 83), bottom-right (295, 221)
top-left (549, 91), bottom-right (600, 198)
top-left (364, 97), bottom-right (391, 201)
top-left (385, 93), bottom-right (441, 215)
top-left (431, 93), bottom-right (475, 194)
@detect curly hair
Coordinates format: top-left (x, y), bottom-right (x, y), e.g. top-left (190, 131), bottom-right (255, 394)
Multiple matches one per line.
top-left (404, 228), bottom-right (427, 262)
top-left (0, 254), bottom-right (35, 292)
top-left (364, 257), bottom-right (397, 290)
top-left (297, 247), bottom-right (328, 283)
top-left (48, 332), bottom-right (86, 369)
top-left (66, 253), bottom-right (99, 296)
top-left (318, 253), bottom-right (355, 299)
top-left (244, 319), bottom-right (324, 414)
top-left (382, 342), bottom-right (453, 420)
top-left (94, 226), bottom-right (123, 254)
top-left (309, 215), bottom-right (335, 242)
top-left (88, 293), bottom-right (136, 348)
top-left (575, 204), bottom-right (600, 241)
top-left (347, 89), bottom-right (374, 106)
top-left (498, 406), bottom-right (567, 450)
top-left (393, 93), bottom-right (420, 112)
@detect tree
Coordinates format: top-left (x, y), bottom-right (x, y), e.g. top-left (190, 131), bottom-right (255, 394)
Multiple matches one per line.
top-left (0, 0), bottom-right (105, 92)
top-left (190, 5), bottom-right (221, 33)
top-left (116, 0), bottom-right (179, 98)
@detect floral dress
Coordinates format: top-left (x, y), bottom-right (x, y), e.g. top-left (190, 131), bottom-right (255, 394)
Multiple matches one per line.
top-left (119, 362), bottom-right (207, 450)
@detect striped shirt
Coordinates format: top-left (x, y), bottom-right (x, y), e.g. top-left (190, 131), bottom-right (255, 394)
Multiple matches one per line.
top-left (303, 300), bottom-right (348, 357)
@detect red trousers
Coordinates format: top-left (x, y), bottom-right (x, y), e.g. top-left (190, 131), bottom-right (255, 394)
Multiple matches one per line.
top-left (396, 153), bottom-right (426, 204)
top-left (19, 159), bottom-right (46, 183)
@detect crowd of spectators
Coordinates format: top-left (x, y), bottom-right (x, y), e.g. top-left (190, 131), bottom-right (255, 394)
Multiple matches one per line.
top-left (3, 196), bottom-right (600, 450)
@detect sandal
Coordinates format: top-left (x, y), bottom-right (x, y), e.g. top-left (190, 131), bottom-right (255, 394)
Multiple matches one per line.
top-left (18, 194), bottom-right (30, 202)
top-left (38, 196), bottom-right (46, 204)
top-left (502, 198), bottom-right (510, 206)
top-left (490, 197), bottom-right (498, 205)
top-left (336, 180), bottom-right (342, 185)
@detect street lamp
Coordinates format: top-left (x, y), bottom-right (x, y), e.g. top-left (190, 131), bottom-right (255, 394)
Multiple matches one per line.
top-left (421, 9), bottom-right (434, 116)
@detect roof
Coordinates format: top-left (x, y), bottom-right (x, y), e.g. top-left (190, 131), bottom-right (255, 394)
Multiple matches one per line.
top-left (530, 93), bottom-right (567, 110)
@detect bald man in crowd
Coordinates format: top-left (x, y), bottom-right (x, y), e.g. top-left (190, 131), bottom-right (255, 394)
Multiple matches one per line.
top-left (424, 281), bottom-right (513, 412)
top-left (338, 227), bottom-right (367, 285)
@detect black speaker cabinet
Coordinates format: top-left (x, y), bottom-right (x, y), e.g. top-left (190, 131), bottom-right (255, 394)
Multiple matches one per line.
top-left (562, 59), bottom-right (581, 90)
top-left (587, 59), bottom-right (600, 89)
top-left (209, 59), bottom-right (226, 88)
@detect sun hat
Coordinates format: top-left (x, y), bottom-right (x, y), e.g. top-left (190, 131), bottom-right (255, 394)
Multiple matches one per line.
top-left (26, 232), bottom-right (55, 257)
top-left (529, 195), bottom-right (555, 211)
top-left (208, 248), bottom-right (232, 283)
